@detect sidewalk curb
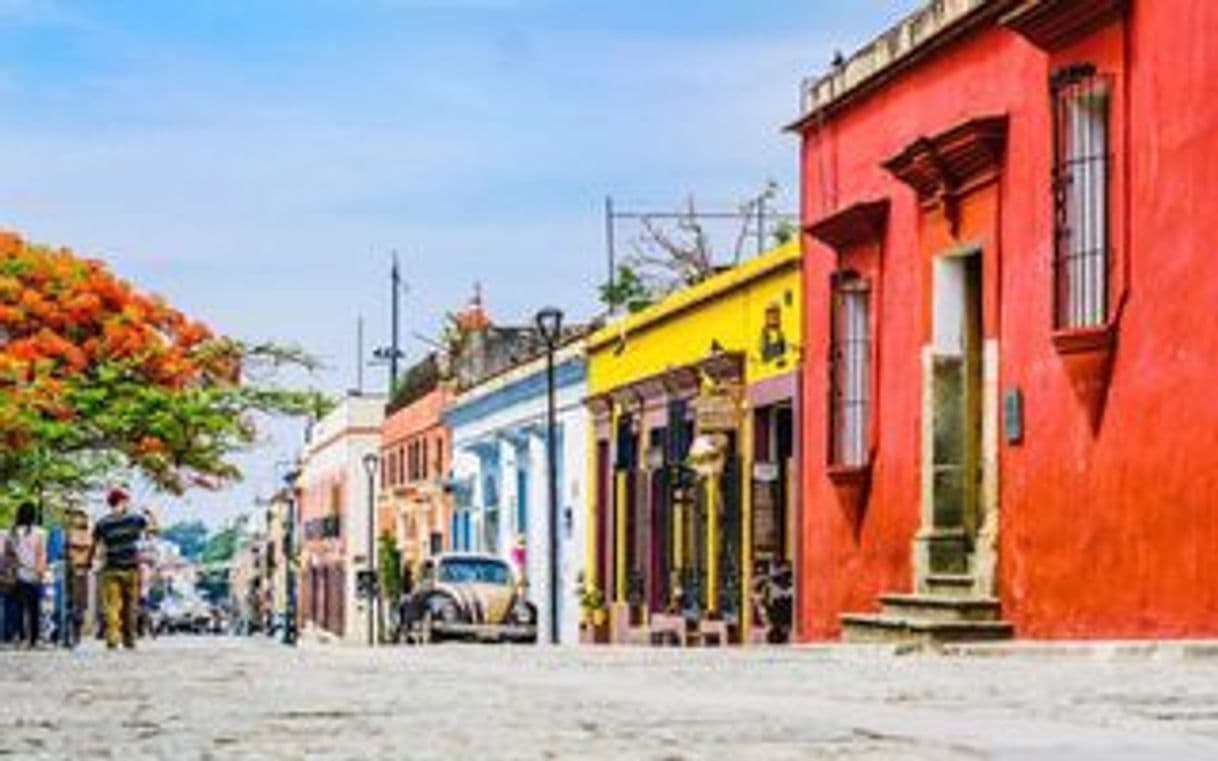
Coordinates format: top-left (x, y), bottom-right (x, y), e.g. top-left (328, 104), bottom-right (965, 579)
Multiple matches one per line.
top-left (933, 640), bottom-right (1218, 660)
top-left (781, 639), bottom-right (1218, 660)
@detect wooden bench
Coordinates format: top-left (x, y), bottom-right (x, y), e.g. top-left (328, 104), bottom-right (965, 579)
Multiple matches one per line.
top-left (698, 619), bottom-right (730, 647)
top-left (746, 625), bottom-right (771, 645)
top-left (647, 613), bottom-right (687, 647)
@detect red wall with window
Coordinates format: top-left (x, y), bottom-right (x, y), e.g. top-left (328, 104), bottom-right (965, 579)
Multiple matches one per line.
top-left (796, 1), bottom-right (1218, 640)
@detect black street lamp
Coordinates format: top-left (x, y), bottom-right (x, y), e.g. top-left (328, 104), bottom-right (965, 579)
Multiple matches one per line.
top-left (282, 466), bottom-right (301, 646)
top-left (535, 306), bottom-right (563, 645)
top-left (361, 452), bottom-right (379, 647)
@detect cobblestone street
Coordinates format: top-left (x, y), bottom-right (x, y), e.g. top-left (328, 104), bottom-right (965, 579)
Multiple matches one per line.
top-left (2, 638), bottom-right (1218, 759)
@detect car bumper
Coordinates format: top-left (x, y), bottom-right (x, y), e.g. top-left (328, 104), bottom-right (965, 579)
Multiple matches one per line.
top-left (433, 621), bottom-right (537, 642)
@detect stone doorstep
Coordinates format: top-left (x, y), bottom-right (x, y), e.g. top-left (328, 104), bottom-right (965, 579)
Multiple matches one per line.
top-left (841, 612), bottom-right (1014, 644)
top-left (878, 593), bottom-right (1001, 622)
top-left (924, 573), bottom-right (977, 597)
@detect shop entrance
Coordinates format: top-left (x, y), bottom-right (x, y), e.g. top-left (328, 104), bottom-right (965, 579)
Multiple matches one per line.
top-left (750, 402), bottom-right (795, 642)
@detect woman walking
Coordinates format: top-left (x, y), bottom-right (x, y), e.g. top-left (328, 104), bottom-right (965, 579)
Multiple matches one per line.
top-left (9, 502), bottom-right (47, 648)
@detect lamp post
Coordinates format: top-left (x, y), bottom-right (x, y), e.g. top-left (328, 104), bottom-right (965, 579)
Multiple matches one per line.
top-left (282, 467), bottom-right (301, 646)
top-left (361, 452), bottom-right (379, 647)
top-left (535, 306), bottom-right (563, 645)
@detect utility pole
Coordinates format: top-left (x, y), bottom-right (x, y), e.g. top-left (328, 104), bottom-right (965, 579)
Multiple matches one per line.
top-left (390, 253), bottom-right (401, 396)
top-left (756, 192), bottom-right (767, 256)
top-left (605, 196), bottom-right (616, 316)
top-left (373, 254), bottom-right (407, 397)
top-left (356, 316), bottom-right (364, 394)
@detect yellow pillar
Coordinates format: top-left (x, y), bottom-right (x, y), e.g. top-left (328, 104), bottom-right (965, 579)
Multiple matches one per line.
top-left (672, 497), bottom-right (683, 604)
top-left (705, 475), bottom-right (718, 614)
top-left (607, 402), bottom-right (620, 605)
top-left (740, 408), bottom-right (754, 645)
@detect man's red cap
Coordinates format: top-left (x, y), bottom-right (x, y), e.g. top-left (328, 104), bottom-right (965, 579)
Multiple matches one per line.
top-left (107, 488), bottom-right (130, 507)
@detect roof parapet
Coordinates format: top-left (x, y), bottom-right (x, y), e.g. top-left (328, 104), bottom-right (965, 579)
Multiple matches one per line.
top-left (791, 0), bottom-right (1006, 130)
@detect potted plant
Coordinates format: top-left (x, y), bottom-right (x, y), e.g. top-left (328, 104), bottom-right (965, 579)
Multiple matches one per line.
top-left (577, 578), bottom-right (608, 644)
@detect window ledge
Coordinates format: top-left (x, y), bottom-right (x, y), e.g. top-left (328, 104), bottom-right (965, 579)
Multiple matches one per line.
top-left (1051, 322), bottom-right (1118, 432)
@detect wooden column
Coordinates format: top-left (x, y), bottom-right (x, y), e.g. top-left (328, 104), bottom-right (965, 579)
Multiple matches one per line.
top-left (740, 405), bottom-right (754, 643)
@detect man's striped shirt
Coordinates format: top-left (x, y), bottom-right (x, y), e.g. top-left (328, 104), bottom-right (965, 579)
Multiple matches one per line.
top-left (93, 511), bottom-right (148, 570)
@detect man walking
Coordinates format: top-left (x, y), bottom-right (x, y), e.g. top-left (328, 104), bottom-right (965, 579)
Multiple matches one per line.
top-left (87, 488), bottom-right (157, 650)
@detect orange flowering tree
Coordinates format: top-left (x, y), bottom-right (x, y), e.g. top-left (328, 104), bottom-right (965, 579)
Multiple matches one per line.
top-left (0, 233), bottom-right (327, 509)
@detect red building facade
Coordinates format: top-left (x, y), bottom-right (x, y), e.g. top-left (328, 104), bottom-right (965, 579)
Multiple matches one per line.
top-left (793, 0), bottom-right (1218, 640)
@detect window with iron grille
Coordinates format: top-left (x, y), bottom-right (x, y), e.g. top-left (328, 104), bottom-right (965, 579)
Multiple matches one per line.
top-left (828, 272), bottom-right (870, 467)
top-left (1051, 63), bottom-right (1112, 329)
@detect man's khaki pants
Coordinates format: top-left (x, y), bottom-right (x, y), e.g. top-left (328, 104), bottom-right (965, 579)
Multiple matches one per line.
top-left (101, 569), bottom-right (139, 649)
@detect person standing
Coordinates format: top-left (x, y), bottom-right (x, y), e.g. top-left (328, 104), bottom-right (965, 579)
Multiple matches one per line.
top-left (0, 529), bottom-right (16, 644)
top-left (86, 488), bottom-right (157, 650)
top-left (9, 502), bottom-right (47, 648)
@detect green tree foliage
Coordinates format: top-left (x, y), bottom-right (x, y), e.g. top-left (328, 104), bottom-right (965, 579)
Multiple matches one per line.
top-left (378, 532), bottom-right (403, 603)
top-left (598, 265), bottom-right (653, 314)
top-left (771, 218), bottom-right (798, 246)
top-left (162, 520), bottom-right (209, 559)
top-left (200, 524), bottom-right (239, 566)
top-left (0, 234), bottom-right (331, 509)
top-left (195, 522), bottom-right (241, 603)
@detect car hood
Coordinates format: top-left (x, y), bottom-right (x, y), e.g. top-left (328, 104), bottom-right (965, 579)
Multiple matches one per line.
top-left (439, 582), bottom-right (515, 624)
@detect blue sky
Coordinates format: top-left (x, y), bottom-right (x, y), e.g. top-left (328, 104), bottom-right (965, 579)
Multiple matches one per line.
top-left (0, 0), bottom-right (916, 524)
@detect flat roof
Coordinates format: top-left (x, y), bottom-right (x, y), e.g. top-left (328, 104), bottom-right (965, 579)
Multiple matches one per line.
top-left (586, 241), bottom-right (800, 354)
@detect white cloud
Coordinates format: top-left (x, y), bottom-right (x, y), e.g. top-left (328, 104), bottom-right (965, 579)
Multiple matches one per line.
top-left (0, 6), bottom-right (894, 523)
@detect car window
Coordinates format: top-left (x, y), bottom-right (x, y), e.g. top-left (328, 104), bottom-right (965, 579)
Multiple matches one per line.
top-left (438, 558), bottom-right (511, 585)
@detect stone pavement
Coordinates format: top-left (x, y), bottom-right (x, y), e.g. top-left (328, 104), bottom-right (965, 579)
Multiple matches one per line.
top-left (2, 637), bottom-right (1218, 759)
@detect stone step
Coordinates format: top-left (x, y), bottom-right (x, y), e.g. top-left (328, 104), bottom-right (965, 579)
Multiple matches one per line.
top-left (925, 573), bottom-right (976, 597)
top-left (879, 593), bottom-right (1000, 623)
top-left (841, 613), bottom-right (1013, 645)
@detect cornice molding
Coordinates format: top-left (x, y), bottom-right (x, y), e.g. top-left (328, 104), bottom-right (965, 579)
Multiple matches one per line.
top-left (883, 115), bottom-right (1008, 232)
top-left (1000, 0), bottom-right (1127, 51)
top-left (806, 199), bottom-right (891, 252)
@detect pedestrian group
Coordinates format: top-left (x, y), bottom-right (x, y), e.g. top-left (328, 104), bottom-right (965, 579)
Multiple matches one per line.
top-left (0, 486), bottom-right (157, 650)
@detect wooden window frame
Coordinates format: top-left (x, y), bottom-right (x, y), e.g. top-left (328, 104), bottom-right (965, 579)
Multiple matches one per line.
top-left (1051, 62), bottom-right (1113, 330)
top-left (827, 271), bottom-right (872, 469)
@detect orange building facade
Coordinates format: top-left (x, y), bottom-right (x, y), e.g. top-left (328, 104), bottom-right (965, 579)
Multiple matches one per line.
top-left (380, 384), bottom-right (452, 568)
top-left (793, 0), bottom-right (1218, 640)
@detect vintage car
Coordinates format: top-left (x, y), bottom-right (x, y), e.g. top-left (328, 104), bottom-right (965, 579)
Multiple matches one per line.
top-left (402, 553), bottom-right (537, 644)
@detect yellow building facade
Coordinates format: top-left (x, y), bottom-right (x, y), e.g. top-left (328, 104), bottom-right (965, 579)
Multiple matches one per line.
top-left (584, 241), bottom-right (801, 645)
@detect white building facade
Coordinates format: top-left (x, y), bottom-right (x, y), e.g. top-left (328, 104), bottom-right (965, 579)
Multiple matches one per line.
top-left (298, 392), bottom-right (385, 643)
top-left (444, 342), bottom-right (587, 644)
